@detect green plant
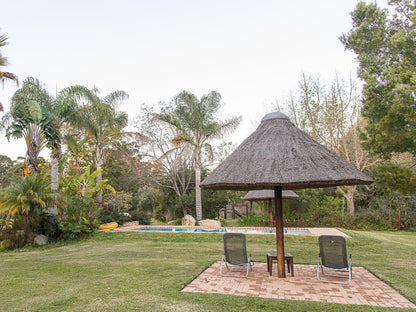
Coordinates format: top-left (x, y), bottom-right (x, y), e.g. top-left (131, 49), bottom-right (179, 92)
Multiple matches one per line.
top-left (99, 191), bottom-right (132, 225)
top-left (130, 209), bottom-right (151, 225)
top-left (0, 173), bottom-right (55, 245)
top-left (237, 213), bottom-right (266, 226)
top-left (173, 218), bottom-right (182, 225)
top-left (58, 217), bottom-right (99, 240)
top-left (37, 210), bottom-right (61, 238)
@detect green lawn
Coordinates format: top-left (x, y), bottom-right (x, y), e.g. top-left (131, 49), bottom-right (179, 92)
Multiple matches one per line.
top-left (0, 230), bottom-right (415, 311)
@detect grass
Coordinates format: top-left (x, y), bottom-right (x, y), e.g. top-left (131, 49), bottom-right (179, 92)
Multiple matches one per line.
top-left (0, 230), bottom-right (415, 311)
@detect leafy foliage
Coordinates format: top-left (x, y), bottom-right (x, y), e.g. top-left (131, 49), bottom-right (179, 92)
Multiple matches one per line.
top-left (156, 90), bottom-right (241, 219)
top-left (237, 213), bottom-right (267, 226)
top-left (0, 173), bottom-right (55, 245)
top-left (59, 217), bottom-right (99, 240)
top-left (341, 1), bottom-right (416, 158)
top-left (0, 155), bottom-right (13, 187)
top-left (370, 162), bottom-right (416, 196)
top-left (99, 191), bottom-right (132, 225)
top-left (0, 28), bottom-right (18, 99)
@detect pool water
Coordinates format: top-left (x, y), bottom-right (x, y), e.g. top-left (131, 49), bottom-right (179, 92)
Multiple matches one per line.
top-left (133, 227), bottom-right (310, 235)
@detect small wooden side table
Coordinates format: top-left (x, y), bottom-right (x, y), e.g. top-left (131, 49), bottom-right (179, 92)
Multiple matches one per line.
top-left (267, 252), bottom-right (294, 276)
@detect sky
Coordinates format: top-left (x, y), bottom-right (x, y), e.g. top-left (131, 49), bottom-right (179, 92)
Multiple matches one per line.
top-left (0, 0), bottom-right (389, 161)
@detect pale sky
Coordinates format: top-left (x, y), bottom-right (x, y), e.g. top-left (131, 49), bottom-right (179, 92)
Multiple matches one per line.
top-left (0, 0), bottom-right (388, 161)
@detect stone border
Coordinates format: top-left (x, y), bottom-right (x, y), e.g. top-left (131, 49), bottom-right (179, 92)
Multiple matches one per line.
top-left (103, 225), bottom-right (349, 237)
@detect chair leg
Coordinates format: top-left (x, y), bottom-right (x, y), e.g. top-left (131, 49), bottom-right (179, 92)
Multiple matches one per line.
top-left (317, 255), bottom-right (352, 285)
top-left (220, 255), bottom-right (252, 278)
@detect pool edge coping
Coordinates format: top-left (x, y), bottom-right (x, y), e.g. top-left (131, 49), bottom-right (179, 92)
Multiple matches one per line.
top-left (102, 225), bottom-right (350, 237)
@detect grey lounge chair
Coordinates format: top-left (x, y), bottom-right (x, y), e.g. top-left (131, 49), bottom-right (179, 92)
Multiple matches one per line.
top-left (317, 235), bottom-right (352, 285)
top-left (220, 233), bottom-right (253, 278)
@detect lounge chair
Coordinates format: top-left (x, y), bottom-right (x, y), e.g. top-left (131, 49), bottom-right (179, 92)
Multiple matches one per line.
top-left (317, 235), bottom-right (352, 285)
top-left (220, 233), bottom-right (253, 278)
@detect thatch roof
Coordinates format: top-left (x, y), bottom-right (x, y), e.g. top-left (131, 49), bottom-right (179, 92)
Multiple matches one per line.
top-left (243, 190), bottom-right (299, 201)
top-left (201, 112), bottom-right (373, 190)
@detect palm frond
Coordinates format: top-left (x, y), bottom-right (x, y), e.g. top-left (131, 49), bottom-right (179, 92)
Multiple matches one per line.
top-left (0, 71), bottom-right (19, 86)
top-left (103, 90), bottom-right (129, 111)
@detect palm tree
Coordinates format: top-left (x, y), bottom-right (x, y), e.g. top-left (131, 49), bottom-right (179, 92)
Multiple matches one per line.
top-left (65, 134), bottom-right (94, 176)
top-left (156, 90), bottom-right (241, 220)
top-left (7, 77), bottom-right (94, 187)
top-left (6, 98), bottom-right (48, 174)
top-left (0, 173), bottom-right (54, 243)
top-left (69, 89), bottom-right (129, 200)
top-left (0, 30), bottom-right (18, 112)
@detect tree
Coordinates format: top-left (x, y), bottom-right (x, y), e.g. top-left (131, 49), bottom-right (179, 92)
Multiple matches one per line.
top-left (0, 173), bottom-right (54, 243)
top-left (138, 104), bottom-right (195, 217)
top-left (0, 29), bottom-right (18, 111)
top-left (64, 134), bottom-right (93, 176)
top-left (371, 162), bottom-right (416, 197)
top-left (6, 77), bottom-right (94, 186)
top-left (288, 74), bottom-right (373, 214)
top-left (156, 91), bottom-right (241, 220)
top-left (6, 98), bottom-right (48, 174)
top-left (69, 89), bottom-right (129, 200)
top-left (340, 1), bottom-right (416, 159)
top-left (0, 155), bottom-right (13, 186)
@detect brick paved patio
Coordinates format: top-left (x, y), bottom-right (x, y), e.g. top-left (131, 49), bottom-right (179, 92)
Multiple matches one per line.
top-left (182, 262), bottom-right (416, 309)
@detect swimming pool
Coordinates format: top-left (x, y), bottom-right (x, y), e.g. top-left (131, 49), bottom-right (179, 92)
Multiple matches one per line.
top-left (133, 227), bottom-right (310, 235)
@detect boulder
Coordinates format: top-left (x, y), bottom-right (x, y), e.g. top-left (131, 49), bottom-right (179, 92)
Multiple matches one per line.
top-left (182, 214), bottom-right (196, 226)
top-left (123, 221), bottom-right (139, 227)
top-left (34, 234), bottom-right (48, 246)
top-left (198, 219), bottom-right (222, 228)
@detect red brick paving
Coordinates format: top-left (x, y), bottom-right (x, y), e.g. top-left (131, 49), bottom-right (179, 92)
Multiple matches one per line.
top-left (182, 262), bottom-right (416, 309)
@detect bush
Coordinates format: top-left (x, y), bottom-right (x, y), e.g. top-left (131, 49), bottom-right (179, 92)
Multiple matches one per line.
top-left (99, 191), bottom-right (132, 225)
top-left (237, 214), bottom-right (267, 226)
top-left (0, 215), bottom-right (26, 249)
top-left (130, 209), bottom-right (151, 225)
top-left (59, 218), bottom-right (99, 240)
top-left (37, 211), bottom-right (61, 239)
top-left (173, 218), bottom-right (182, 225)
top-left (63, 195), bottom-right (97, 224)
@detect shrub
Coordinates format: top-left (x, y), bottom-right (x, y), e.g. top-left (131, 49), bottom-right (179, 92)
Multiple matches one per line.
top-left (130, 209), bottom-right (151, 225)
top-left (173, 218), bottom-right (182, 225)
top-left (59, 218), bottom-right (99, 240)
top-left (99, 191), bottom-right (132, 225)
top-left (37, 211), bottom-right (61, 239)
top-left (0, 215), bottom-right (26, 249)
top-left (237, 214), bottom-right (267, 226)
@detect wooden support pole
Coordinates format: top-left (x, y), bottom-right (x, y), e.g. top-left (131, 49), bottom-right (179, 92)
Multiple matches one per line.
top-left (274, 186), bottom-right (286, 278)
top-left (398, 198), bottom-right (401, 231)
top-left (405, 199), bottom-right (408, 230)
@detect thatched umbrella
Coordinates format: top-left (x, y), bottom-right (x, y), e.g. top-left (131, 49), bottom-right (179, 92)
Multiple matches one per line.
top-left (201, 112), bottom-right (373, 278)
top-left (244, 190), bottom-right (299, 201)
top-left (243, 190), bottom-right (299, 225)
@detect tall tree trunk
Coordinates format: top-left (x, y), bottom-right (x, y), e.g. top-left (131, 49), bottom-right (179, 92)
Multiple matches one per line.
top-left (49, 155), bottom-right (59, 215)
top-left (194, 148), bottom-right (202, 220)
top-left (51, 157), bottom-right (59, 191)
top-left (24, 207), bottom-right (35, 244)
top-left (95, 144), bottom-right (104, 203)
top-left (337, 185), bottom-right (357, 214)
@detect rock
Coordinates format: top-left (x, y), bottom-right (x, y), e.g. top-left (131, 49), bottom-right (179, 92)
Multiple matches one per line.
top-left (34, 234), bottom-right (48, 246)
top-left (198, 219), bottom-right (221, 228)
top-left (122, 221), bottom-right (139, 227)
top-left (167, 220), bottom-right (176, 225)
top-left (182, 214), bottom-right (196, 226)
